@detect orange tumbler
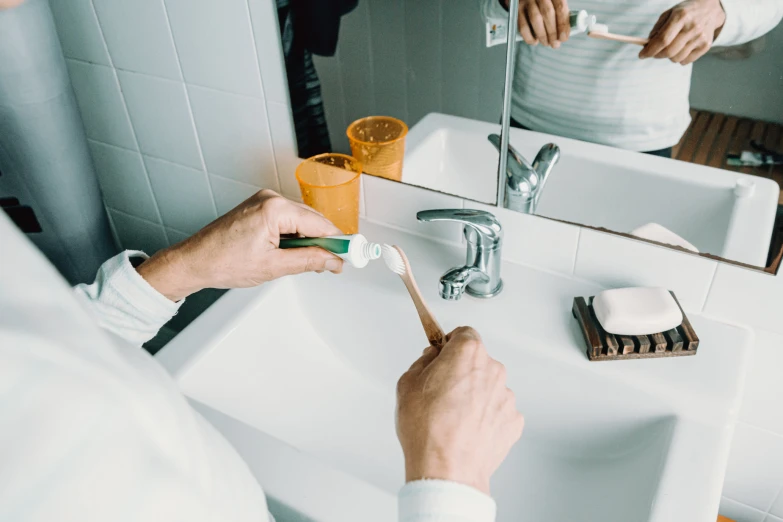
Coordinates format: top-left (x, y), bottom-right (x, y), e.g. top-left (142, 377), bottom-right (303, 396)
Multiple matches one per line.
top-left (347, 116), bottom-right (408, 181)
top-left (296, 153), bottom-right (362, 234)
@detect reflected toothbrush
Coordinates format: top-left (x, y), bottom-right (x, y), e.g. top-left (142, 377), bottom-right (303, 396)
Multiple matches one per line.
top-left (382, 245), bottom-right (446, 349)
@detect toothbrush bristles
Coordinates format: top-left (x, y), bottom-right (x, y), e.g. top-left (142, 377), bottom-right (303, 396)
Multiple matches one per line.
top-left (382, 245), bottom-right (406, 275)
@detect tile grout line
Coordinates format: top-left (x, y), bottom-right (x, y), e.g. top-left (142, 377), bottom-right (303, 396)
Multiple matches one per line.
top-left (109, 206), bottom-right (193, 241)
top-left (243, 0), bottom-right (283, 195)
top-left (723, 492), bottom-right (777, 517)
top-left (570, 227), bottom-right (583, 276)
top-left (85, 136), bottom-right (265, 194)
top-left (363, 1), bottom-right (377, 115)
top-left (88, 0), bottom-right (170, 246)
top-left (66, 56), bottom-right (268, 102)
top-left (158, 0), bottom-right (220, 218)
top-left (699, 260), bottom-right (720, 314)
top-left (769, 486), bottom-right (783, 517)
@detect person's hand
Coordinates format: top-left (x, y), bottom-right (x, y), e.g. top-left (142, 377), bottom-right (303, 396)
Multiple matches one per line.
top-left (502, 0), bottom-right (571, 48)
top-left (639, 0), bottom-right (726, 65)
top-left (137, 189), bottom-right (343, 301)
top-left (396, 327), bottom-right (524, 495)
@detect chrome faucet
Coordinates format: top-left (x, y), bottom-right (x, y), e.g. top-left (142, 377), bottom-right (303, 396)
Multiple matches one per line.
top-left (493, 0), bottom-right (561, 215)
top-left (489, 135), bottom-right (560, 214)
top-left (417, 209), bottom-right (503, 300)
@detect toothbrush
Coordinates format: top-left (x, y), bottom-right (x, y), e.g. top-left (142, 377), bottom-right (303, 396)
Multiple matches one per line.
top-left (587, 24), bottom-right (649, 46)
top-left (382, 245), bottom-right (446, 349)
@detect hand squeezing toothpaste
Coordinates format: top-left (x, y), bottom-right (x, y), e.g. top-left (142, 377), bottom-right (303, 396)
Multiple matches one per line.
top-left (2, 178), bottom-right (521, 522)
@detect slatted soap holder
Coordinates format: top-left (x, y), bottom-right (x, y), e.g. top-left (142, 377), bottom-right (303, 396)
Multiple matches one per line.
top-left (572, 292), bottom-right (699, 361)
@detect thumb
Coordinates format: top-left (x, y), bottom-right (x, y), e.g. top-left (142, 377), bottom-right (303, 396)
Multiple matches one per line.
top-left (266, 246), bottom-right (344, 278)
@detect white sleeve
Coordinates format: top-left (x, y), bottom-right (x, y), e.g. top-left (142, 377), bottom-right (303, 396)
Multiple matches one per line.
top-left (73, 250), bottom-right (184, 346)
top-left (482, 0), bottom-right (509, 22)
top-left (713, 0), bottom-right (783, 47)
top-left (399, 480), bottom-right (496, 522)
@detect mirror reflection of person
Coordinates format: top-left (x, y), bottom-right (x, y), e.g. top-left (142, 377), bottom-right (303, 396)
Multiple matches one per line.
top-left (483, 0), bottom-right (783, 158)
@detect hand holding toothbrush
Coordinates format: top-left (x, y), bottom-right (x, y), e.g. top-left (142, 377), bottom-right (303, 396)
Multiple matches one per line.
top-left (396, 327), bottom-right (524, 495)
top-left (640, 0), bottom-right (726, 64)
top-left (137, 190), bottom-right (344, 301)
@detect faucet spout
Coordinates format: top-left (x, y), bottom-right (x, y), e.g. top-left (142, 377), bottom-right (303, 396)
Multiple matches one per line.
top-left (439, 266), bottom-right (490, 301)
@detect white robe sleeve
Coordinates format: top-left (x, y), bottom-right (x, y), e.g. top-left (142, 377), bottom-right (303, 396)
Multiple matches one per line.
top-left (73, 250), bottom-right (183, 346)
top-left (713, 0), bottom-right (783, 47)
top-left (399, 480), bottom-right (496, 522)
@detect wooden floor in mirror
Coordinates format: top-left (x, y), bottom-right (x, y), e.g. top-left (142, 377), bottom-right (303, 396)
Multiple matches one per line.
top-left (674, 109), bottom-right (783, 270)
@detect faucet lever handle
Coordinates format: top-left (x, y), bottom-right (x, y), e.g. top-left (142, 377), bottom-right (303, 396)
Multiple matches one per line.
top-left (488, 133), bottom-right (534, 172)
top-left (416, 209), bottom-right (503, 246)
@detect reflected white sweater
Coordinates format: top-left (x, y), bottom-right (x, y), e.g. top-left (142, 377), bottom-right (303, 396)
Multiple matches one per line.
top-left (482, 0), bottom-right (783, 151)
top-left (0, 213), bottom-right (495, 522)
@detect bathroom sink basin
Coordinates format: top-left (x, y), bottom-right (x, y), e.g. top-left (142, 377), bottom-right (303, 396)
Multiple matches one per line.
top-left (158, 222), bottom-right (751, 522)
top-left (403, 113), bottom-right (779, 267)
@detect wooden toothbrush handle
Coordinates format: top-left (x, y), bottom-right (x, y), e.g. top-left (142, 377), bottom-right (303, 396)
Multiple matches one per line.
top-left (393, 246), bottom-right (446, 349)
top-left (588, 32), bottom-right (648, 46)
top-left (401, 274), bottom-right (446, 348)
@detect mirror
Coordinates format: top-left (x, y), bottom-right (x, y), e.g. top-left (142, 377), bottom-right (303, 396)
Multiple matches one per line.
top-left (276, 0), bottom-right (782, 272)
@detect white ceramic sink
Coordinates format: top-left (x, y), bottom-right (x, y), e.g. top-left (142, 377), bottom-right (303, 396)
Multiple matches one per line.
top-left (403, 113), bottom-right (780, 267)
top-left (158, 222), bottom-right (752, 522)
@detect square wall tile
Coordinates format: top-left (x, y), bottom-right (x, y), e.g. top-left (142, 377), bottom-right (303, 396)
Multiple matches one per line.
top-left (704, 263), bottom-right (783, 336)
top-left (49, 0), bottom-right (110, 65)
top-left (363, 176), bottom-right (464, 243)
top-left (739, 329), bottom-right (783, 434)
top-left (768, 515), bottom-right (783, 522)
top-left (209, 175), bottom-right (261, 216)
top-left (464, 203), bottom-right (579, 276)
top-left (92, 0), bottom-right (180, 80)
top-left (165, 0), bottom-right (261, 97)
top-left (573, 229), bottom-right (718, 313)
top-left (719, 497), bottom-right (765, 522)
top-left (723, 423), bottom-right (783, 511)
top-left (266, 101), bottom-right (300, 199)
top-left (247, 0), bottom-right (289, 105)
top-left (108, 209), bottom-right (168, 254)
top-left (66, 60), bottom-right (137, 150)
top-left (144, 156), bottom-right (216, 235)
top-left (117, 71), bottom-right (202, 168)
top-left (165, 227), bottom-right (190, 245)
top-left (771, 487), bottom-right (783, 518)
top-left (188, 86), bottom-right (278, 189)
top-left (88, 140), bottom-right (159, 223)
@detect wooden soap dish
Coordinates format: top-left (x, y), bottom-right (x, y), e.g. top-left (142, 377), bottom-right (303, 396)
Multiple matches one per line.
top-left (572, 292), bottom-right (699, 361)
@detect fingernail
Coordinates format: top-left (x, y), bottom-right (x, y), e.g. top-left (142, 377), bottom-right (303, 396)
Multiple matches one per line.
top-left (553, 41), bottom-right (560, 49)
top-left (325, 259), bottom-right (342, 272)
top-left (559, 31), bottom-right (567, 41)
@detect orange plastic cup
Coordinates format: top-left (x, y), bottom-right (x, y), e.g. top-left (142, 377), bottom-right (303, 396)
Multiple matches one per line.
top-left (296, 153), bottom-right (362, 234)
top-left (347, 116), bottom-right (408, 181)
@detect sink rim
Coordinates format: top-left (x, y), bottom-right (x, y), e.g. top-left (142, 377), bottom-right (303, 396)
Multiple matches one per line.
top-left (157, 221), bottom-right (753, 522)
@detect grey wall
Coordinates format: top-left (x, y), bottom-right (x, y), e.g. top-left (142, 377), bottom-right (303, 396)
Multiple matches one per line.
top-left (313, 0), bottom-right (507, 155)
top-left (691, 21), bottom-right (783, 125)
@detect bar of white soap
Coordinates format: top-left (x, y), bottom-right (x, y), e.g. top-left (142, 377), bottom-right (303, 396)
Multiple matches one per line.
top-left (630, 223), bottom-right (699, 253)
top-left (593, 287), bottom-right (682, 336)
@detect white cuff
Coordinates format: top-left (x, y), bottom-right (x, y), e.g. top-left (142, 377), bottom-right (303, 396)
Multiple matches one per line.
top-left (74, 250), bottom-right (184, 346)
top-left (399, 480), bottom-right (496, 522)
top-left (712, 0), bottom-right (739, 47)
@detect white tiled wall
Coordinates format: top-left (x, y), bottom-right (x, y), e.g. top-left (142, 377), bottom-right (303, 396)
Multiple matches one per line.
top-left (311, 0), bottom-right (508, 154)
top-left (51, 1), bottom-right (783, 519)
top-left (51, 0), bottom-right (300, 255)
